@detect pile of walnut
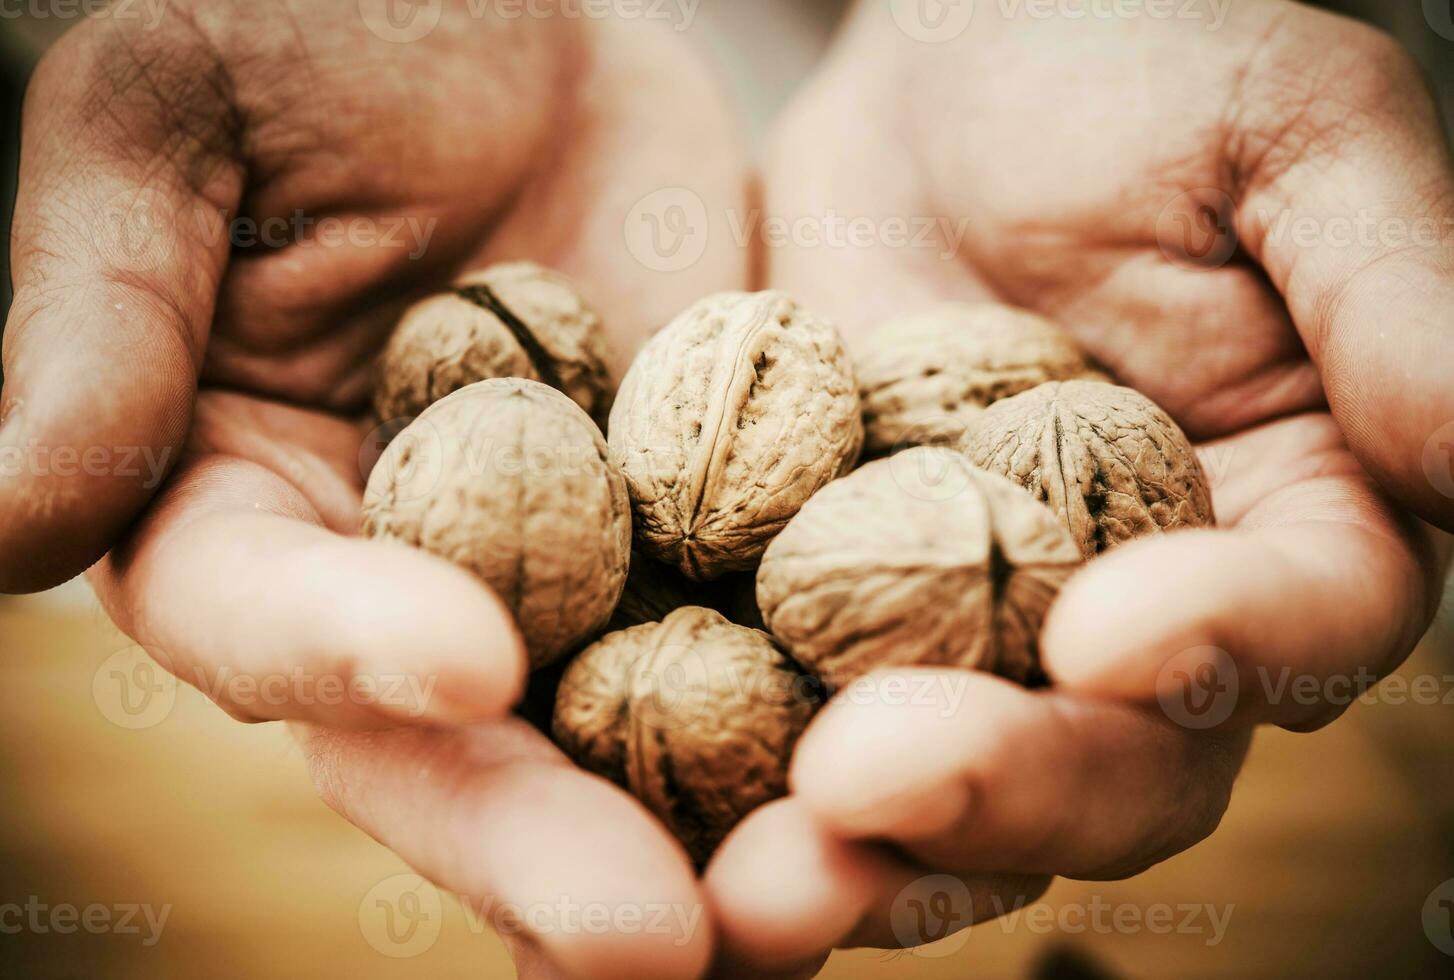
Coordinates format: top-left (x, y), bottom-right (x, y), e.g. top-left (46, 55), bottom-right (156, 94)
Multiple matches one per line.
top-left (362, 263), bottom-right (1215, 866)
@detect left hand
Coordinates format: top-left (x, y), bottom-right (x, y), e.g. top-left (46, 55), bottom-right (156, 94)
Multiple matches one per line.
top-left (705, 1), bottom-right (1453, 972)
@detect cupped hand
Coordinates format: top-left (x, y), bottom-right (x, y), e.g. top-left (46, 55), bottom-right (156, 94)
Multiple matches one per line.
top-left (707, 0), bottom-right (1453, 970)
top-left (4, 5), bottom-right (747, 976)
top-left (3, 1), bottom-right (747, 724)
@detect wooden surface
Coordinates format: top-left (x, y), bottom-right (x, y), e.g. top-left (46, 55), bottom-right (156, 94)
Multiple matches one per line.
top-left (1, 593), bottom-right (1451, 979)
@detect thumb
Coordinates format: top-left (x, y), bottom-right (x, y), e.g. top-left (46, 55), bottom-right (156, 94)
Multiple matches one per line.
top-left (0, 16), bottom-right (239, 591)
top-left (1233, 15), bottom-right (1454, 532)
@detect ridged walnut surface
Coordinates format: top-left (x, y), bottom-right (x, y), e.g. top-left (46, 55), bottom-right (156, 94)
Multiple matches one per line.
top-left (552, 606), bottom-right (818, 865)
top-left (856, 303), bottom-right (1102, 457)
top-left (757, 449), bottom-right (1081, 687)
top-left (373, 261), bottom-right (613, 427)
top-left (362, 378), bottom-right (631, 667)
top-left (962, 381), bottom-right (1215, 559)
top-left (608, 291), bottom-right (863, 581)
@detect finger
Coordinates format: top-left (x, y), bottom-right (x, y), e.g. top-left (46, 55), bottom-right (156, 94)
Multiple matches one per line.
top-left (1232, 10), bottom-right (1454, 532)
top-left (706, 797), bottom-right (1048, 969)
top-left (300, 720), bottom-right (712, 980)
top-left (1043, 416), bottom-right (1447, 731)
top-left (788, 670), bottom-right (1249, 880)
top-left (0, 15), bottom-right (245, 591)
top-left (91, 413), bottom-right (525, 727)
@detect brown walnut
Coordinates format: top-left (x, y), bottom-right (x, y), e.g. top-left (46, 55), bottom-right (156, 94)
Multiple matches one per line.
top-left (373, 261), bottom-right (613, 427)
top-left (962, 380), bottom-right (1215, 558)
top-left (756, 448), bottom-right (1081, 687)
top-left (608, 291), bottom-right (863, 581)
top-left (553, 606), bottom-right (819, 865)
top-left (362, 378), bottom-right (631, 667)
top-left (856, 303), bottom-right (1104, 457)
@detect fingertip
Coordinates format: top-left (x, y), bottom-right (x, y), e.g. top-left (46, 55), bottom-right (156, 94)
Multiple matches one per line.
top-left (1040, 532), bottom-right (1226, 695)
top-left (322, 538), bottom-right (530, 722)
top-left (789, 671), bottom-right (997, 840)
top-left (0, 285), bottom-right (197, 593)
top-left (705, 798), bottom-right (884, 968)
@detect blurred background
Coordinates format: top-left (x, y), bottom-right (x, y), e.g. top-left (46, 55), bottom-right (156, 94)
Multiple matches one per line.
top-left (2, 1), bottom-right (1453, 978)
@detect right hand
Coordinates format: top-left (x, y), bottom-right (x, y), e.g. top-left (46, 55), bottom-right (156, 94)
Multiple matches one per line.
top-left (3, 4), bottom-right (746, 975)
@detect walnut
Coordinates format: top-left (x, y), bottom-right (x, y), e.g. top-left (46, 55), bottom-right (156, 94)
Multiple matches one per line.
top-left (962, 380), bottom-right (1215, 558)
top-left (552, 607), bottom-right (820, 865)
top-left (608, 291), bottom-right (863, 581)
top-left (756, 448), bottom-right (1081, 687)
top-left (856, 303), bottom-right (1104, 457)
top-left (373, 261), bottom-right (613, 428)
top-left (362, 378), bottom-right (631, 667)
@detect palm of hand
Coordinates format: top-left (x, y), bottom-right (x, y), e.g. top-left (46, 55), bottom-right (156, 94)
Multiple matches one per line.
top-left (697, 3), bottom-right (1449, 971)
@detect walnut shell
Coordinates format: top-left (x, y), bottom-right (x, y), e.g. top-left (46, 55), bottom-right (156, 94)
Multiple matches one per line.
top-left (962, 380), bottom-right (1215, 558)
top-left (373, 261), bottom-right (613, 427)
top-left (856, 303), bottom-right (1103, 457)
top-left (553, 607), bottom-right (819, 865)
top-left (756, 448), bottom-right (1081, 687)
top-left (362, 378), bottom-right (631, 667)
top-left (608, 291), bottom-right (863, 581)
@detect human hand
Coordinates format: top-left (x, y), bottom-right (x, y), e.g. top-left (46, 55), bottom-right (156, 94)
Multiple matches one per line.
top-left (2, 1), bottom-right (746, 724)
top-left (3, 7), bottom-right (746, 974)
top-left (706, 0), bottom-right (1453, 970)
